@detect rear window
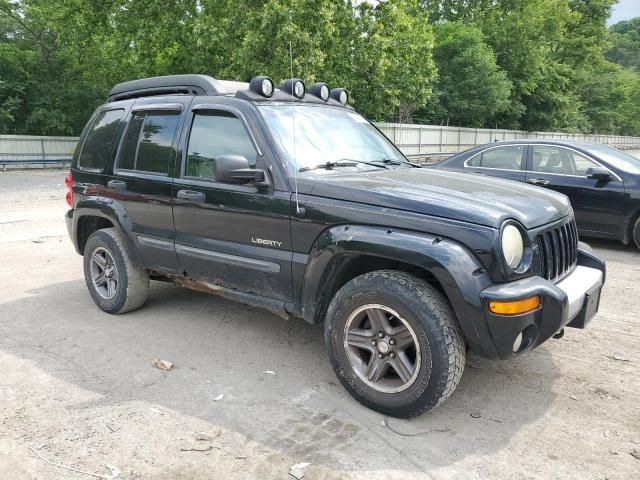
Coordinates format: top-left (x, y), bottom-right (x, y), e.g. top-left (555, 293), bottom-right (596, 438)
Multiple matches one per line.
top-left (117, 111), bottom-right (180, 175)
top-left (479, 145), bottom-right (524, 170)
top-left (78, 109), bottom-right (124, 170)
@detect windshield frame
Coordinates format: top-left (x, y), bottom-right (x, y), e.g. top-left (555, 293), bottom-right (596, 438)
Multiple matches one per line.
top-left (256, 102), bottom-right (411, 176)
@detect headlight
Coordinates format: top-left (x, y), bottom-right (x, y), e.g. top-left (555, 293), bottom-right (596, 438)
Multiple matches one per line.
top-left (501, 224), bottom-right (524, 269)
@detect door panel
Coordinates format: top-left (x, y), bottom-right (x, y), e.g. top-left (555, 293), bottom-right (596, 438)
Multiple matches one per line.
top-left (106, 99), bottom-right (190, 273)
top-left (172, 108), bottom-right (293, 301)
top-left (527, 145), bottom-right (626, 237)
top-left (463, 144), bottom-right (526, 182)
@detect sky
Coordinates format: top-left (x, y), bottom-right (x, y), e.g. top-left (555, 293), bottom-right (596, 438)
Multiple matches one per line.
top-left (608, 0), bottom-right (640, 25)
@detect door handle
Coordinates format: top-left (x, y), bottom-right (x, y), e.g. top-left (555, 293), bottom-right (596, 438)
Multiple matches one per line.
top-left (177, 189), bottom-right (206, 203)
top-left (527, 178), bottom-right (550, 186)
top-left (107, 179), bottom-right (127, 190)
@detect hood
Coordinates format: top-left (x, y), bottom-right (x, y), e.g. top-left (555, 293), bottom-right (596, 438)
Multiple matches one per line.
top-left (296, 168), bottom-right (571, 229)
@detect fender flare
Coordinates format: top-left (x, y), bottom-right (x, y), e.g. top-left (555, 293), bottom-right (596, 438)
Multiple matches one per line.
top-left (300, 224), bottom-right (500, 358)
top-left (71, 197), bottom-right (143, 267)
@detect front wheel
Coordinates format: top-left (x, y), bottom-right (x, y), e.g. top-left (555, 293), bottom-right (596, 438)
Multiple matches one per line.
top-left (324, 270), bottom-right (465, 418)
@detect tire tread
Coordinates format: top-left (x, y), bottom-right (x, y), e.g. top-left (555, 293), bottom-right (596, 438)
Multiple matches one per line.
top-left (83, 228), bottom-right (149, 314)
top-left (325, 269), bottom-right (466, 417)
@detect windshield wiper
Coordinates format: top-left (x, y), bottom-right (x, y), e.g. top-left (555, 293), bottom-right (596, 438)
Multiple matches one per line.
top-left (299, 159), bottom-right (389, 172)
top-left (375, 158), bottom-right (423, 168)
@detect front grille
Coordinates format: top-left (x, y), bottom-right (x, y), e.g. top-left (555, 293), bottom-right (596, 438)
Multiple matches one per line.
top-left (533, 218), bottom-right (578, 282)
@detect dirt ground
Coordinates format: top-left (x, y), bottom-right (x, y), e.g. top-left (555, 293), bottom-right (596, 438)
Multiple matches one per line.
top-left (0, 170), bottom-right (638, 480)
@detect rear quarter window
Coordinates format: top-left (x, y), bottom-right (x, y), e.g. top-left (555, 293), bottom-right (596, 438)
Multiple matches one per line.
top-left (78, 109), bottom-right (125, 171)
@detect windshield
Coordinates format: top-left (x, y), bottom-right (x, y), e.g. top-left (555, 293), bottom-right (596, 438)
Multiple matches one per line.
top-left (584, 144), bottom-right (640, 174)
top-left (259, 104), bottom-right (407, 172)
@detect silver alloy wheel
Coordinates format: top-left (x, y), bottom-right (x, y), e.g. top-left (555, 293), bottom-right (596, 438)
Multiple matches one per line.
top-left (90, 247), bottom-right (118, 300)
top-left (343, 304), bottom-right (421, 393)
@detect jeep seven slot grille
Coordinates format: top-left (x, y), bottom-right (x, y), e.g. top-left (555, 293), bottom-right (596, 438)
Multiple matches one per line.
top-left (533, 219), bottom-right (578, 282)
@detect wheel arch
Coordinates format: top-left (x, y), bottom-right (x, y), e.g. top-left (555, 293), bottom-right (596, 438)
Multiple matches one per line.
top-left (77, 216), bottom-right (114, 254)
top-left (300, 225), bottom-right (499, 358)
top-left (72, 197), bottom-right (143, 267)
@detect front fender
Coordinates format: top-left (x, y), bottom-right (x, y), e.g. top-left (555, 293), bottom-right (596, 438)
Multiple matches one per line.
top-left (301, 225), bottom-right (500, 358)
top-left (71, 196), bottom-right (142, 266)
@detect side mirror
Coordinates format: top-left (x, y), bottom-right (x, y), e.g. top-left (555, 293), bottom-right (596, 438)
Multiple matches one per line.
top-left (586, 166), bottom-right (611, 181)
top-left (214, 155), bottom-right (269, 187)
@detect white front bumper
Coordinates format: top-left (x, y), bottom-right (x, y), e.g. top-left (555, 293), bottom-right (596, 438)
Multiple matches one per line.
top-left (556, 265), bottom-right (604, 321)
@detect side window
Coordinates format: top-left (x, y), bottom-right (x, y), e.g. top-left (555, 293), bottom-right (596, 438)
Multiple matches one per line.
top-left (479, 146), bottom-right (524, 170)
top-left (117, 111), bottom-right (180, 175)
top-left (185, 111), bottom-right (257, 179)
top-left (78, 109), bottom-right (124, 170)
top-left (531, 146), bottom-right (598, 176)
top-left (467, 155), bottom-right (481, 167)
top-left (570, 150), bottom-right (599, 176)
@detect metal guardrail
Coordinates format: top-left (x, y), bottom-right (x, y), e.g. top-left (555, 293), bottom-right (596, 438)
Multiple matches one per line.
top-left (376, 123), bottom-right (640, 157)
top-left (1, 124), bottom-right (639, 169)
top-left (0, 135), bottom-right (78, 169)
top-left (405, 152), bottom-right (453, 165)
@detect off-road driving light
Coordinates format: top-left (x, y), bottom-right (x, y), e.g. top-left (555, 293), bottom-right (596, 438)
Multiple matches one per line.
top-left (281, 78), bottom-right (305, 99)
top-left (249, 76), bottom-right (274, 97)
top-left (330, 88), bottom-right (348, 105)
top-left (489, 296), bottom-right (540, 315)
top-left (502, 224), bottom-right (524, 269)
top-left (310, 82), bottom-right (330, 101)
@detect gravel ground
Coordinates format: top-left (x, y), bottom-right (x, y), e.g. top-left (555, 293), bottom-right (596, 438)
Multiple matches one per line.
top-left (0, 170), bottom-right (639, 480)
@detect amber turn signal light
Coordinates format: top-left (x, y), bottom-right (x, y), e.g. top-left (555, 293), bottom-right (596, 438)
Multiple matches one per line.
top-left (489, 296), bottom-right (540, 315)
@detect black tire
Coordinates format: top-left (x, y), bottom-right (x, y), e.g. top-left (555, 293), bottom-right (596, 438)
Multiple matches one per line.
top-left (324, 270), bottom-right (465, 418)
top-left (633, 216), bottom-right (640, 250)
top-left (83, 228), bottom-right (149, 314)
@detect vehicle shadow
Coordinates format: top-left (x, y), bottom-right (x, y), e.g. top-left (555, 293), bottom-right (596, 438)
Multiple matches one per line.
top-left (582, 237), bottom-right (640, 262)
top-left (0, 278), bottom-right (560, 475)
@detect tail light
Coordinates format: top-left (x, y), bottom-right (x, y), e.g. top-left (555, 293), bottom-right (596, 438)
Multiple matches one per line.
top-left (65, 172), bottom-right (73, 207)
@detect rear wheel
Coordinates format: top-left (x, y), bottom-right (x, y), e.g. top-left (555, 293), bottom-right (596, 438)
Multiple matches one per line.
top-left (324, 270), bottom-right (465, 418)
top-left (633, 216), bottom-right (640, 250)
top-left (83, 228), bottom-right (149, 314)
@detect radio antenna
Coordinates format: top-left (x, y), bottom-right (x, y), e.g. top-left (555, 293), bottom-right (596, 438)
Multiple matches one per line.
top-left (290, 40), bottom-right (301, 214)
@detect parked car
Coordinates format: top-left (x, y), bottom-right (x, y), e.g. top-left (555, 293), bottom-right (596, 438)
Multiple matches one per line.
top-left (432, 140), bottom-right (640, 248)
top-left (65, 75), bottom-right (605, 418)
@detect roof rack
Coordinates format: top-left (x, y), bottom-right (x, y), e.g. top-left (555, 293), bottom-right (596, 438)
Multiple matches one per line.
top-left (107, 75), bottom-right (249, 102)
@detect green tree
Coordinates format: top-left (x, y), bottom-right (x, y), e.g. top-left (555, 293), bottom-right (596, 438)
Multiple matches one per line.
top-left (574, 61), bottom-right (628, 134)
top-left (420, 21), bottom-right (511, 127)
top-left (0, 0), bottom-right (88, 134)
top-left (620, 73), bottom-right (640, 135)
top-left (606, 17), bottom-right (640, 72)
top-left (520, 62), bottom-right (590, 133)
top-left (2, 0), bottom-right (640, 136)
top-left (351, 0), bottom-right (436, 121)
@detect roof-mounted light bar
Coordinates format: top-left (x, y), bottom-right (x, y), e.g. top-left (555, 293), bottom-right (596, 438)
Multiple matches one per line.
top-left (249, 76), bottom-right (274, 98)
top-left (244, 76), bottom-right (349, 107)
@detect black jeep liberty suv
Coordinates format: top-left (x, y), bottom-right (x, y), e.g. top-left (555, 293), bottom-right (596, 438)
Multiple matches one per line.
top-left (65, 75), bottom-right (606, 417)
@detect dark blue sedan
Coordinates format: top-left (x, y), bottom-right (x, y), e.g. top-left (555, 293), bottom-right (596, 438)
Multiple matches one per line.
top-left (432, 140), bottom-right (640, 248)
